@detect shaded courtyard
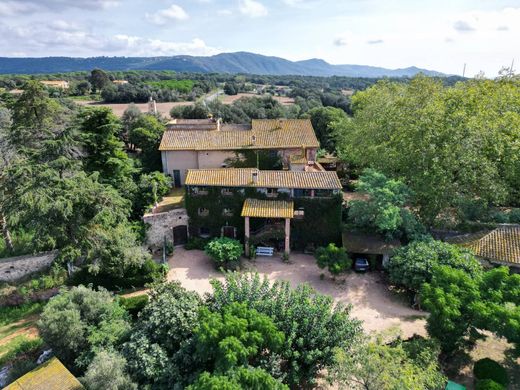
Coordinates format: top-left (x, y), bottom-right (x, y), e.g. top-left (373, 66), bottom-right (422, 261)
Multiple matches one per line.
top-left (167, 247), bottom-right (427, 337)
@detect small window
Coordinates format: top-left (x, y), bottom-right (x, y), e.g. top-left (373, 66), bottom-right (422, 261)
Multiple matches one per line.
top-left (222, 208), bottom-right (233, 217)
top-left (199, 227), bottom-right (210, 238)
top-left (293, 189), bottom-right (312, 198)
top-left (221, 188), bottom-right (233, 196)
top-left (198, 207), bottom-right (209, 217)
top-left (266, 188), bottom-right (278, 198)
top-left (294, 208), bottom-right (305, 219)
top-left (193, 186), bottom-right (208, 196)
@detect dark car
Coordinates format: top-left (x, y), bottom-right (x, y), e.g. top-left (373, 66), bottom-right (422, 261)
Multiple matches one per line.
top-left (354, 258), bottom-right (370, 272)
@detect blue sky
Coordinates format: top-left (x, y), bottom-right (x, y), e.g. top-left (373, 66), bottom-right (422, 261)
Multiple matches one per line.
top-left (0, 0), bottom-right (518, 76)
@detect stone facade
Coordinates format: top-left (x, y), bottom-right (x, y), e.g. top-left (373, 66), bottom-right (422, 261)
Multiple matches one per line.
top-left (0, 251), bottom-right (58, 283)
top-left (143, 208), bottom-right (189, 248)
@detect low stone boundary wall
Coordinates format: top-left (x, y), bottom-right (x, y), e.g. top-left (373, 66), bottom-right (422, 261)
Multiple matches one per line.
top-left (0, 250), bottom-right (59, 283)
top-left (143, 208), bottom-right (189, 249)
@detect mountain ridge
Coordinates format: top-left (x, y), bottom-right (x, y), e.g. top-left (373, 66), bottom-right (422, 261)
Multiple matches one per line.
top-left (0, 51), bottom-right (447, 77)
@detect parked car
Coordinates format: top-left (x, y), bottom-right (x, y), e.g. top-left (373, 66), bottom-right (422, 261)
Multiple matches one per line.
top-left (354, 258), bottom-right (370, 272)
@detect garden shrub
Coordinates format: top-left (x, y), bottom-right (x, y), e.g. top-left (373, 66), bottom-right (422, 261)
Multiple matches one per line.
top-left (119, 294), bottom-right (149, 319)
top-left (204, 237), bottom-right (243, 270)
top-left (509, 208), bottom-right (520, 223)
top-left (185, 237), bottom-right (210, 251)
top-left (475, 379), bottom-right (505, 390)
top-left (69, 259), bottom-right (167, 291)
top-left (315, 243), bottom-right (352, 276)
top-left (473, 358), bottom-right (508, 387)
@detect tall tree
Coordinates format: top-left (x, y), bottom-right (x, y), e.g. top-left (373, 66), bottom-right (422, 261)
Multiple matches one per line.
top-left (337, 76), bottom-right (520, 225)
top-left (89, 69), bottom-right (111, 92)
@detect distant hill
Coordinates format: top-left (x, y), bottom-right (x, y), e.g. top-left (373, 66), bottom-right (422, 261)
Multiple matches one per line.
top-left (0, 51), bottom-right (447, 77)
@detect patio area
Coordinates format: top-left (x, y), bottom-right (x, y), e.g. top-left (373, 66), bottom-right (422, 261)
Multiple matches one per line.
top-left (167, 248), bottom-right (427, 337)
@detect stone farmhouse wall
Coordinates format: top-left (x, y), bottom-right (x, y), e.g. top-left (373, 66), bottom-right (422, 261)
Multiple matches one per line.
top-left (143, 208), bottom-right (189, 248)
top-left (0, 251), bottom-right (58, 283)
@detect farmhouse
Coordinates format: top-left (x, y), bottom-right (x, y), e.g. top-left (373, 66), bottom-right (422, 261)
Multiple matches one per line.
top-left (40, 80), bottom-right (69, 89)
top-left (159, 118), bottom-right (320, 186)
top-left (447, 224), bottom-right (520, 270)
top-left (147, 118), bottom-right (343, 254)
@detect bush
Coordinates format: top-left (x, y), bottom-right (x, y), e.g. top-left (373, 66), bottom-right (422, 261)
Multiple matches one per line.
top-left (69, 259), bottom-right (167, 291)
top-left (119, 294), bottom-right (149, 319)
top-left (509, 208), bottom-right (520, 223)
top-left (185, 237), bottom-right (210, 250)
top-left (315, 243), bottom-right (352, 276)
top-left (204, 238), bottom-right (243, 270)
top-left (473, 358), bottom-right (508, 387)
top-left (475, 379), bottom-right (505, 390)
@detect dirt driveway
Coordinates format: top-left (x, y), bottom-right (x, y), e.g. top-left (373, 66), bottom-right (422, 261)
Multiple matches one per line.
top-left (167, 248), bottom-right (426, 337)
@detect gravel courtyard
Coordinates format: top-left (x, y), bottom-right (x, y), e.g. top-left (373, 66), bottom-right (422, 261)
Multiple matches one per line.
top-left (167, 248), bottom-right (426, 337)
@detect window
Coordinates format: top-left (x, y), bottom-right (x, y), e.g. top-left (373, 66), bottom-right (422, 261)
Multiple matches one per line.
top-left (198, 207), bottom-right (209, 217)
top-left (221, 188), bottom-right (233, 196)
top-left (193, 186), bottom-right (208, 196)
top-left (266, 188), bottom-right (278, 198)
top-left (222, 208), bottom-right (233, 217)
top-left (199, 227), bottom-right (210, 238)
top-left (293, 189), bottom-right (312, 198)
top-left (294, 208), bottom-right (305, 219)
top-left (315, 189), bottom-right (333, 197)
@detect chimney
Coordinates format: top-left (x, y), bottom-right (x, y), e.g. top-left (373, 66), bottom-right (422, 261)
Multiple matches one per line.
top-left (251, 135), bottom-right (256, 145)
top-left (217, 118), bottom-right (222, 131)
top-left (252, 169), bottom-right (259, 184)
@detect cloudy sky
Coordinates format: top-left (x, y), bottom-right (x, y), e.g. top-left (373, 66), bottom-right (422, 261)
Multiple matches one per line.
top-left (0, 0), bottom-right (518, 76)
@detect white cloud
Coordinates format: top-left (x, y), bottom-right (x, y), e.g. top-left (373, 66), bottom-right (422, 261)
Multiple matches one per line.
top-left (145, 4), bottom-right (189, 25)
top-left (333, 32), bottom-right (354, 47)
top-left (1, 0), bottom-right (119, 14)
top-left (239, 0), bottom-right (268, 18)
top-left (452, 7), bottom-right (520, 34)
top-left (217, 9), bottom-right (233, 16)
top-left (367, 39), bottom-right (384, 45)
top-left (453, 20), bottom-right (475, 32)
top-left (0, 22), bottom-right (219, 57)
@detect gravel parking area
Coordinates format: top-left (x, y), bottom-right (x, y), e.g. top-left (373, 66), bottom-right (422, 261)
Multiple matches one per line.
top-left (167, 248), bottom-right (426, 337)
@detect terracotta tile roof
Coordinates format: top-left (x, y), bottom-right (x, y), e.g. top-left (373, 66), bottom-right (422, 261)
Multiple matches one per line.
top-left (159, 119), bottom-right (319, 151)
top-left (447, 225), bottom-right (520, 265)
top-left (242, 199), bottom-right (294, 219)
top-left (464, 225), bottom-right (520, 265)
top-left (4, 357), bottom-right (83, 390)
top-left (185, 168), bottom-right (342, 189)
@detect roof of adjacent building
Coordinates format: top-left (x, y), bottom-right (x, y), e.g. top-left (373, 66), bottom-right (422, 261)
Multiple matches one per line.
top-left (185, 168), bottom-right (342, 189)
top-left (159, 119), bottom-right (319, 151)
top-left (242, 198), bottom-right (294, 219)
top-left (4, 357), bottom-right (83, 390)
top-left (447, 225), bottom-right (520, 266)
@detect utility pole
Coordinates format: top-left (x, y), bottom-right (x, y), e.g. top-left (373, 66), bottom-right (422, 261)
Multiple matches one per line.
top-left (510, 59), bottom-right (515, 77)
top-left (462, 63), bottom-right (466, 78)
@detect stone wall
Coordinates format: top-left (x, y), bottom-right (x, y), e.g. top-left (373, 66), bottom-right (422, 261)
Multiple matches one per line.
top-left (0, 251), bottom-right (58, 283)
top-left (143, 208), bottom-right (189, 248)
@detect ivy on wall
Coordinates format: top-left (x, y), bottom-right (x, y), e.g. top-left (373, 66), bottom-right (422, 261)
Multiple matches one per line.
top-left (185, 187), bottom-right (342, 249)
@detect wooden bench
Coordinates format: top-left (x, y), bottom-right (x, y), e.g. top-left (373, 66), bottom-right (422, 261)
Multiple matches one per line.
top-left (256, 246), bottom-right (274, 257)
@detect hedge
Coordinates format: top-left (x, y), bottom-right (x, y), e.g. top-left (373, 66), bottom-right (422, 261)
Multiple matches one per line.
top-left (473, 358), bottom-right (508, 387)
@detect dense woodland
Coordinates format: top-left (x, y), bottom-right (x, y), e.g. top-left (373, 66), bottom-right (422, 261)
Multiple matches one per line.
top-left (0, 70), bottom-right (519, 389)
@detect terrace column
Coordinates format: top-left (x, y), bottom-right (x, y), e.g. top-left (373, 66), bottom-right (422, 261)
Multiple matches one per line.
top-left (244, 217), bottom-right (250, 257)
top-left (284, 218), bottom-right (291, 255)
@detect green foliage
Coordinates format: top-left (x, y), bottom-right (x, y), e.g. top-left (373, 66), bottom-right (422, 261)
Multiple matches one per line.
top-left (421, 266), bottom-right (481, 354)
top-left (207, 273), bottom-right (362, 387)
top-left (308, 106), bottom-right (349, 152)
top-left (81, 349), bottom-right (137, 390)
top-left (38, 285), bottom-right (131, 372)
top-left (205, 238), bottom-right (243, 269)
top-left (194, 302), bottom-right (284, 373)
top-left (78, 107), bottom-right (135, 189)
top-left (148, 79), bottom-right (194, 93)
top-left (89, 69), bottom-right (111, 92)
top-left (337, 76), bottom-right (520, 225)
top-left (128, 114), bottom-right (165, 172)
top-left (122, 282), bottom-right (202, 384)
top-left (475, 379), bottom-right (505, 390)
top-left (119, 294), bottom-right (149, 319)
top-left (185, 237), bottom-right (211, 250)
top-left (132, 172), bottom-right (171, 217)
top-left (347, 169), bottom-right (425, 240)
top-left (69, 258), bottom-right (167, 290)
top-left (473, 358), bottom-right (509, 387)
top-left (315, 243), bottom-right (352, 276)
top-left (225, 149), bottom-right (282, 170)
top-left (388, 239), bottom-right (483, 291)
top-left (0, 337), bottom-right (43, 367)
top-left (330, 336), bottom-right (446, 390)
top-left (0, 302), bottom-right (45, 327)
top-left (188, 367), bottom-right (288, 390)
